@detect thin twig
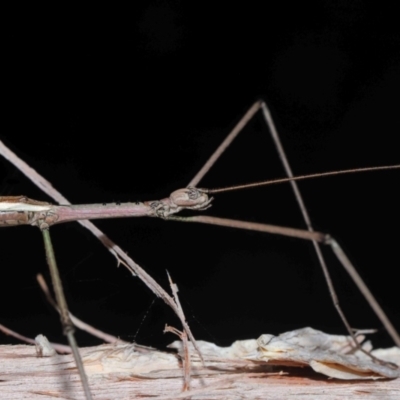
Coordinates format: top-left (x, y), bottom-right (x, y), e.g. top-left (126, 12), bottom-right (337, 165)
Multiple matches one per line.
top-left (0, 323), bottom-right (71, 353)
top-left (165, 325), bottom-right (191, 391)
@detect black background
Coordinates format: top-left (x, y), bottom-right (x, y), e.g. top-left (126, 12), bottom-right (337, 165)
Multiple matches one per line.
top-left (1, 3), bottom-right (399, 351)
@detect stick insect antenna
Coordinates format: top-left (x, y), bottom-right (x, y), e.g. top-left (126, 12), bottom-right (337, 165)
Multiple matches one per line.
top-left (206, 164), bottom-right (400, 194)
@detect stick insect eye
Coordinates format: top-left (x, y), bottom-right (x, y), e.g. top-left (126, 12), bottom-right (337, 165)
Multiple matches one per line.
top-left (170, 187), bottom-right (209, 208)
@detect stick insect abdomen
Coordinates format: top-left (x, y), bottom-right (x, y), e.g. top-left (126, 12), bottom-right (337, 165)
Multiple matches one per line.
top-left (0, 196), bottom-right (52, 226)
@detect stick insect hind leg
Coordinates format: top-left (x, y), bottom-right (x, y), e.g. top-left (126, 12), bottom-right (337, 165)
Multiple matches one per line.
top-left (181, 100), bottom-right (400, 361)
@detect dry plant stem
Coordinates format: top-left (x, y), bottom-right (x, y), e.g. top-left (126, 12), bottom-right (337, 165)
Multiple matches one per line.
top-left (186, 100), bottom-right (400, 353)
top-left (42, 229), bottom-right (93, 400)
top-left (37, 274), bottom-right (126, 344)
top-left (166, 271), bottom-right (194, 388)
top-left (0, 323), bottom-right (71, 353)
top-left (0, 139), bottom-right (202, 358)
top-left (167, 272), bottom-right (190, 343)
top-left (0, 324), bottom-right (40, 346)
top-left (164, 325), bottom-right (191, 391)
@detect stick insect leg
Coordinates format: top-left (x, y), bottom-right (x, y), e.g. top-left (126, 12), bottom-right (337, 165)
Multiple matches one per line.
top-left (327, 237), bottom-right (400, 347)
top-left (186, 100), bottom-right (400, 353)
top-left (188, 100), bottom-right (263, 187)
top-left (259, 103), bottom-right (361, 338)
top-left (175, 213), bottom-right (400, 363)
top-left (259, 102), bottom-right (400, 351)
top-left (41, 229), bottom-right (93, 400)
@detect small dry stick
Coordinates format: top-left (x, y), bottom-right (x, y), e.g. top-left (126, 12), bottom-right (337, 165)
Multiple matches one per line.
top-left (0, 323), bottom-right (71, 353)
top-left (165, 271), bottom-right (192, 391)
top-left (165, 325), bottom-right (191, 391)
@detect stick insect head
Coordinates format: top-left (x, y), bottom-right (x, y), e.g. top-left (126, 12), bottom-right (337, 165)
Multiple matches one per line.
top-left (169, 187), bottom-right (213, 211)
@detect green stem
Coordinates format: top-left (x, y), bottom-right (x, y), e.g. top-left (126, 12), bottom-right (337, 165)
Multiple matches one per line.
top-left (42, 229), bottom-right (93, 400)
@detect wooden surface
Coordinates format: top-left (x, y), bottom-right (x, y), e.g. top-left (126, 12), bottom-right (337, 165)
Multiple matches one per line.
top-left (1, 343), bottom-right (399, 400)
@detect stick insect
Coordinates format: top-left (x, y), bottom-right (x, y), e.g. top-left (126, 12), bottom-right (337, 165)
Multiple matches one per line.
top-left (0, 101), bottom-right (399, 399)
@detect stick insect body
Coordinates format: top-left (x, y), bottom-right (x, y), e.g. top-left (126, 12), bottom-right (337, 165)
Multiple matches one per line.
top-left (0, 101), bottom-right (399, 399)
